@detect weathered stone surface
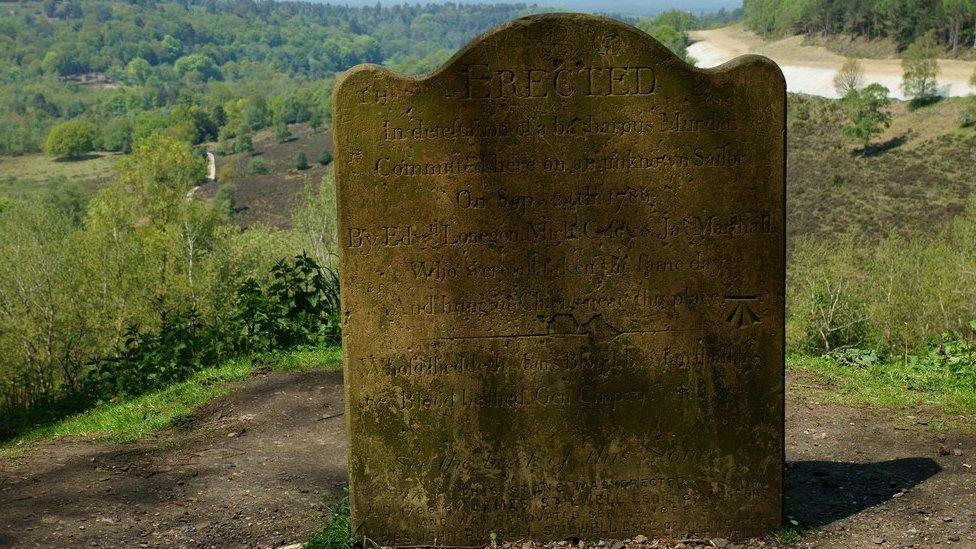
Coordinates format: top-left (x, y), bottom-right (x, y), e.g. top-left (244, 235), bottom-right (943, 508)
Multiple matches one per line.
top-left (333, 14), bottom-right (785, 545)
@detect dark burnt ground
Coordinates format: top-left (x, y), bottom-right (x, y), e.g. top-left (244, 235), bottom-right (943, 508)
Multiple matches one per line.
top-left (1, 370), bottom-right (974, 548)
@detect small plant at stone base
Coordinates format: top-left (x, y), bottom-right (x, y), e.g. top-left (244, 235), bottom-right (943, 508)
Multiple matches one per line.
top-left (295, 151), bottom-right (310, 170)
top-left (304, 497), bottom-right (354, 549)
top-left (772, 526), bottom-right (802, 546)
top-left (318, 149), bottom-right (333, 166)
top-left (245, 157), bottom-right (268, 175)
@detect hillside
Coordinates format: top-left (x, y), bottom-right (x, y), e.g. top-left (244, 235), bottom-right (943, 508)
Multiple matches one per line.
top-left (788, 96), bottom-right (976, 242)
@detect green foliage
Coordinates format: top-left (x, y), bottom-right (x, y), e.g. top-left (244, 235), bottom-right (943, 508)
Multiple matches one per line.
top-left (213, 184), bottom-right (236, 218)
top-left (233, 133), bottom-right (253, 154)
top-left (790, 338), bottom-right (976, 424)
top-left (273, 122), bottom-right (292, 144)
top-left (902, 32), bottom-right (941, 106)
top-left (245, 157), bottom-right (268, 175)
top-left (173, 54), bottom-right (222, 83)
top-left (744, 0), bottom-right (976, 51)
top-left (0, 0), bottom-right (533, 154)
top-left (231, 254), bottom-right (340, 355)
top-left (44, 120), bottom-right (97, 158)
top-left (2, 346), bottom-right (340, 447)
top-left (841, 83), bottom-right (892, 151)
top-left (636, 10), bottom-right (701, 63)
top-left (317, 149), bottom-right (333, 166)
top-left (124, 58), bottom-right (152, 85)
top-left (788, 200), bottom-right (976, 356)
top-left (295, 152), bottom-right (309, 171)
top-left (101, 117), bottom-right (133, 153)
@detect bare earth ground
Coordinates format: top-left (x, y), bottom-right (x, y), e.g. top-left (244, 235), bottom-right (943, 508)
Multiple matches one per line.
top-left (1, 370), bottom-right (975, 548)
top-left (687, 25), bottom-right (976, 99)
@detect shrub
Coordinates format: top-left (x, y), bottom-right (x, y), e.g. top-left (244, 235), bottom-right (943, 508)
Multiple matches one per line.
top-left (295, 151), bottom-right (309, 170)
top-left (212, 184), bottom-right (236, 218)
top-left (245, 157), bottom-right (268, 175)
top-left (273, 122), bottom-right (291, 143)
top-left (233, 133), bottom-right (253, 154)
top-left (317, 149), bottom-right (333, 166)
top-left (840, 84), bottom-right (892, 152)
top-left (44, 120), bottom-right (97, 158)
top-left (960, 98), bottom-right (976, 128)
top-left (215, 138), bottom-right (231, 156)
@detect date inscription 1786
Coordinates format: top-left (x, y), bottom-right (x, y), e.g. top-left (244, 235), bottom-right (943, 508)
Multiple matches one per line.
top-left (333, 14), bottom-right (786, 545)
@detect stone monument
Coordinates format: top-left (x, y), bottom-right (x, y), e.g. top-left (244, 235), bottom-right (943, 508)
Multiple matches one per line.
top-left (333, 14), bottom-right (785, 545)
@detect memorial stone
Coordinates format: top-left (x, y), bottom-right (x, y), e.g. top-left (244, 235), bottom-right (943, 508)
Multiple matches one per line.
top-left (333, 13), bottom-right (786, 545)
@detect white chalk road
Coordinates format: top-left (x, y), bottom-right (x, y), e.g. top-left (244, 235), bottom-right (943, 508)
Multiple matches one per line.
top-left (688, 26), bottom-right (976, 100)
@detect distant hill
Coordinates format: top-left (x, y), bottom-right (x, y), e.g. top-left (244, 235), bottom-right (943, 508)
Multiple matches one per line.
top-left (314, 0), bottom-right (742, 17)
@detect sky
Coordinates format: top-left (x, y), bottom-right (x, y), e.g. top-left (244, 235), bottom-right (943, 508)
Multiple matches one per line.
top-left (324, 0), bottom-right (743, 16)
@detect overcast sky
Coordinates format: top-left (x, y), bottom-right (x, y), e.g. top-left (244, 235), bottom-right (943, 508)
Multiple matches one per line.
top-left (324, 0), bottom-right (742, 16)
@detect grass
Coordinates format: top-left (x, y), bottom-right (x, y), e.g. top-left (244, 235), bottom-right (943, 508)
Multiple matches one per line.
top-left (0, 345), bottom-right (341, 458)
top-left (304, 497), bottom-right (356, 549)
top-left (0, 152), bottom-right (118, 188)
top-left (788, 353), bottom-right (976, 428)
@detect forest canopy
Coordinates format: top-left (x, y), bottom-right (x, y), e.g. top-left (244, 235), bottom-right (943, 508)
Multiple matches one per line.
top-left (743, 0), bottom-right (976, 54)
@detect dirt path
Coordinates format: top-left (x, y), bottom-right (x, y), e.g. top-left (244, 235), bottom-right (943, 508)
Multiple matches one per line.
top-left (2, 369), bottom-right (975, 548)
top-left (688, 25), bottom-right (976, 99)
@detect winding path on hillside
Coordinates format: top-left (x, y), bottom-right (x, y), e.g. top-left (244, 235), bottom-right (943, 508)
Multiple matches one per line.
top-left (689, 25), bottom-right (976, 100)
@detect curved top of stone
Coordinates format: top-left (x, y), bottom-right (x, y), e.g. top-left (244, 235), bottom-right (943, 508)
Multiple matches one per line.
top-left (334, 13), bottom-right (784, 95)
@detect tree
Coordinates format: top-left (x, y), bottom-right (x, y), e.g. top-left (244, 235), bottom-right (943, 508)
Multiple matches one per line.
top-left (173, 54), bottom-right (221, 82)
top-left (901, 32), bottom-right (941, 106)
top-left (841, 84), bottom-right (892, 153)
top-left (116, 134), bottom-right (207, 223)
top-left (294, 151), bottom-right (309, 170)
top-left (833, 57), bottom-right (864, 96)
top-left (942, 0), bottom-right (971, 57)
top-left (124, 57), bottom-right (152, 85)
top-left (44, 120), bottom-right (97, 159)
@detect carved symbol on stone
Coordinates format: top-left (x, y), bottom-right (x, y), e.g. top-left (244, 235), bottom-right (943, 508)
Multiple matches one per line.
top-left (724, 296), bottom-right (761, 328)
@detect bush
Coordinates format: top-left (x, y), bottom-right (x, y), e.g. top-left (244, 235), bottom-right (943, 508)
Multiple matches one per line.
top-left (44, 120), bottom-right (97, 158)
top-left (215, 139), bottom-right (231, 156)
top-left (273, 122), bottom-right (292, 143)
top-left (233, 133), bottom-right (253, 154)
top-left (960, 99), bottom-right (976, 128)
top-left (212, 184), bottom-right (236, 218)
top-left (788, 201), bottom-right (976, 356)
top-left (317, 149), bottom-right (333, 166)
top-left (295, 151), bottom-right (309, 170)
top-left (245, 157), bottom-right (268, 175)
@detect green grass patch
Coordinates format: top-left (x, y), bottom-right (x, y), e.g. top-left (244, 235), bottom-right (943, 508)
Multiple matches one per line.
top-left (0, 152), bottom-right (119, 189)
top-left (0, 345), bottom-right (341, 457)
top-left (304, 497), bottom-right (356, 549)
top-left (788, 353), bottom-right (976, 426)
